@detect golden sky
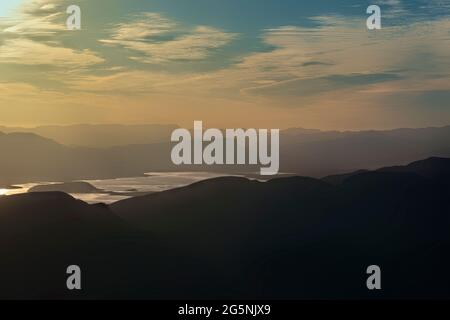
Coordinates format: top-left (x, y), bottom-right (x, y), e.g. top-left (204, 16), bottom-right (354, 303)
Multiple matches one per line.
top-left (0, 0), bottom-right (449, 130)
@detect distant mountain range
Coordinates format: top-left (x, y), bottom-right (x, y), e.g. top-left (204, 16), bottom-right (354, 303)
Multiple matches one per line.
top-left (0, 124), bottom-right (178, 147)
top-left (0, 131), bottom-right (173, 187)
top-left (280, 125), bottom-right (450, 176)
top-left (0, 157), bottom-right (449, 299)
top-left (1, 125), bottom-right (450, 187)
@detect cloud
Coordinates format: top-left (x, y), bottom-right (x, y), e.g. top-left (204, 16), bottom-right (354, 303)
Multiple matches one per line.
top-left (215, 16), bottom-right (450, 99)
top-left (2, 12), bottom-right (65, 35)
top-left (417, 0), bottom-right (450, 18)
top-left (66, 70), bottom-right (210, 95)
top-left (0, 1), bottom-right (103, 68)
top-left (127, 26), bottom-right (236, 63)
top-left (100, 13), bottom-right (237, 63)
top-left (373, 0), bottom-right (409, 19)
top-left (0, 38), bottom-right (104, 66)
top-left (301, 61), bottom-right (332, 67)
top-left (242, 73), bottom-right (403, 97)
top-left (19, 0), bottom-right (66, 16)
top-left (1, 4), bottom-right (449, 129)
top-left (64, 13), bottom-right (450, 105)
top-left (1, 0), bottom-right (67, 35)
top-left (105, 13), bottom-right (176, 41)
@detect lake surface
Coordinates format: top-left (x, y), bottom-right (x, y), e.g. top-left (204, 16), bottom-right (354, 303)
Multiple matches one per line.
top-left (0, 172), bottom-right (240, 204)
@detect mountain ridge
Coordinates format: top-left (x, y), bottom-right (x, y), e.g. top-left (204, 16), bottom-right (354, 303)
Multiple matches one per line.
top-left (1, 156), bottom-right (450, 299)
top-left (1, 125), bottom-right (450, 187)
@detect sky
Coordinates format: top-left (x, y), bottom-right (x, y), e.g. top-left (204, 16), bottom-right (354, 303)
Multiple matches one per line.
top-left (0, 0), bottom-right (449, 130)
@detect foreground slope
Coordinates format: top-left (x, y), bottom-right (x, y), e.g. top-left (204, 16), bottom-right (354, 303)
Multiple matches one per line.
top-left (111, 157), bottom-right (450, 299)
top-left (0, 158), bottom-right (449, 299)
top-left (0, 193), bottom-right (159, 299)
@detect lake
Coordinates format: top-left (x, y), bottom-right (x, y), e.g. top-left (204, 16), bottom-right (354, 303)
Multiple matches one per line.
top-left (0, 172), bottom-right (241, 204)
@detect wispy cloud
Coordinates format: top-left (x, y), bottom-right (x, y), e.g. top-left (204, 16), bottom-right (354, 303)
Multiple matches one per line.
top-left (2, 12), bottom-right (64, 35)
top-left (100, 13), bottom-right (237, 63)
top-left (0, 38), bottom-right (104, 66)
top-left (19, 0), bottom-right (66, 16)
top-left (69, 14), bottom-right (450, 101)
top-left (227, 16), bottom-right (450, 99)
top-left (0, 1), bottom-right (103, 68)
top-left (1, 0), bottom-right (66, 35)
top-left (105, 13), bottom-right (176, 41)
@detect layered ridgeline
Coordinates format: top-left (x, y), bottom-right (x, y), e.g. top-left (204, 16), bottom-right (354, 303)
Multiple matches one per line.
top-left (0, 131), bottom-right (173, 187)
top-left (0, 124), bottom-right (178, 147)
top-left (1, 125), bottom-right (450, 187)
top-left (0, 157), bottom-right (449, 299)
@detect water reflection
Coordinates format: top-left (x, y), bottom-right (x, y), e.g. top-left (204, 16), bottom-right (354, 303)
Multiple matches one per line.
top-left (0, 172), bottom-right (238, 204)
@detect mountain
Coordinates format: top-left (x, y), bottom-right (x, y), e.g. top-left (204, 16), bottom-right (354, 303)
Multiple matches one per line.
top-left (112, 157), bottom-right (450, 299)
top-left (0, 192), bottom-right (136, 299)
top-left (0, 131), bottom-right (174, 187)
top-left (0, 192), bottom-right (124, 235)
top-left (322, 169), bottom-right (369, 185)
top-left (1, 125), bottom-right (450, 187)
top-left (378, 157), bottom-right (450, 179)
top-left (0, 124), bottom-right (178, 147)
top-left (1, 157), bottom-right (450, 299)
top-left (323, 157), bottom-right (450, 185)
top-left (28, 181), bottom-right (103, 193)
top-left (281, 126), bottom-right (450, 176)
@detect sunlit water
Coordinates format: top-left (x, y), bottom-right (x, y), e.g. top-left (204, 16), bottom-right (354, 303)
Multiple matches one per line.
top-left (0, 172), bottom-right (239, 204)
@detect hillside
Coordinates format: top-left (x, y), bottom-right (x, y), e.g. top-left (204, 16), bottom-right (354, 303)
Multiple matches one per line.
top-left (1, 157), bottom-right (450, 299)
top-left (117, 157), bottom-right (450, 299)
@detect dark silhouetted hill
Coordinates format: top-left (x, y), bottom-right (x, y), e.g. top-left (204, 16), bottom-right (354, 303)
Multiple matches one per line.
top-left (322, 169), bottom-right (369, 185)
top-left (0, 192), bottom-right (177, 299)
top-left (1, 157), bottom-right (450, 299)
top-left (378, 157), bottom-right (450, 180)
top-left (28, 181), bottom-right (103, 194)
top-left (0, 192), bottom-right (134, 299)
top-left (322, 157), bottom-right (450, 185)
top-left (110, 157), bottom-right (450, 299)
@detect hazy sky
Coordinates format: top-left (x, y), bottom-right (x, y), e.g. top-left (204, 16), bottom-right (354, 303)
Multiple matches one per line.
top-left (0, 0), bottom-right (449, 129)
